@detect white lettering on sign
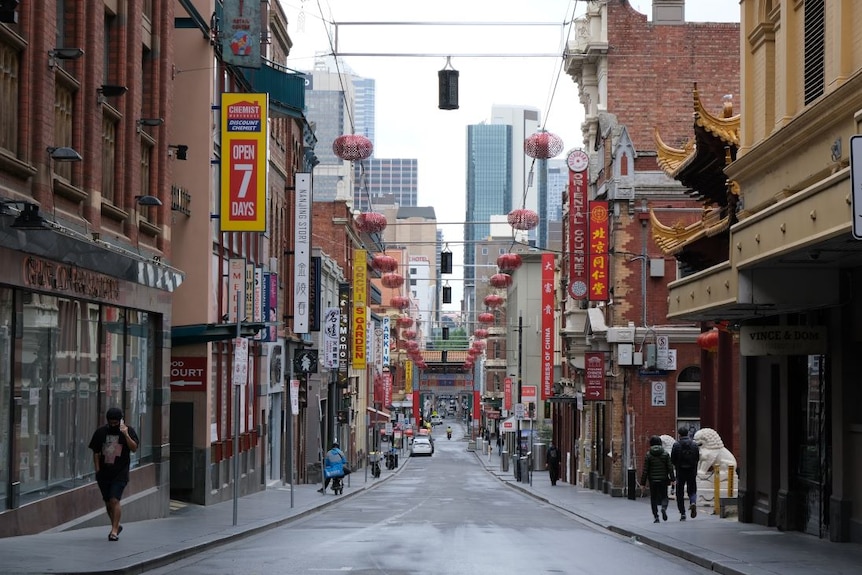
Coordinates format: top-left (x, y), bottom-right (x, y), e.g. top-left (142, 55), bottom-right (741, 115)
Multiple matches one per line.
top-left (232, 144), bottom-right (256, 160)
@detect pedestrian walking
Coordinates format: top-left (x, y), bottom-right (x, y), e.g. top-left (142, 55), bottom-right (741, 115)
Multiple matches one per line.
top-left (671, 426), bottom-right (700, 520)
top-left (89, 407), bottom-right (138, 541)
top-left (639, 435), bottom-right (674, 523)
top-left (546, 441), bottom-right (561, 486)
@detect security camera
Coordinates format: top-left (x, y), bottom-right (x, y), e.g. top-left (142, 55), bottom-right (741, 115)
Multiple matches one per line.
top-left (808, 250), bottom-right (821, 261)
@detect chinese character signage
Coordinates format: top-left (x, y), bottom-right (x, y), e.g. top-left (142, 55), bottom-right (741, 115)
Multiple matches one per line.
top-left (404, 360), bottom-right (413, 394)
top-left (541, 253), bottom-right (555, 400)
top-left (293, 173), bottom-right (311, 333)
top-left (352, 249), bottom-right (367, 370)
top-left (323, 307), bottom-right (339, 369)
top-left (220, 93), bottom-right (267, 231)
top-left (504, 377), bottom-right (512, 411)
top-left (588, 201), bottom-right (609, 301)
top-left (585, 351), bottom-right (605, 401)
top-left (221, 0), bottom-right (261, 68)
top-left (309, 257), bottom-right (321, 332)
top-left (568, 170), bottom-right (588, 299)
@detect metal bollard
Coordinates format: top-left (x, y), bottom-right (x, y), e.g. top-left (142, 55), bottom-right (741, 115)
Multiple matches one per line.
top-left (713, 463), bottom-right (721, 516)
top-left (727, 464), bottom-right (735, 498)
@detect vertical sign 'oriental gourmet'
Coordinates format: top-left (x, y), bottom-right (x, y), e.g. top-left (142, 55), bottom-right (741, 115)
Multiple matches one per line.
top-left (588, 201), bottom-right (609, 301)
top-left (220, 93), bottom-right (268, 232)
top-left (293, 173), bottom-right (311, 333)
top-left (352, 249), bottom-right (367, 370)
top-left (541, 253), bottom-right (555, 400)
top-left (567, 152), bottom-right (589, 300)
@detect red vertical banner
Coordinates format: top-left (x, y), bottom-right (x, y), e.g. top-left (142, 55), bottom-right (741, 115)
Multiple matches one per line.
top-left (383, 371), bottom-right (392, 408)
top-left (473, 390), bottom-right (480, 428)
top-left (541, 253), bottom-right (555, 400)
top-left (585, 352), bottom-right (606, 401)
top-left (568, 169), bottom-right (588, 299)
top-left (588, 201), bottom-right (609, 301)
top-left (413, 390), bottom-right (420, 424)
top-left (504, 377), bottom-right (512, 411)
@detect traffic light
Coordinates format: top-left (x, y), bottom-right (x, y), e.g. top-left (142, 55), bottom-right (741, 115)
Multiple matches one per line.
top-left (298, 379), bottom-right (308, 408)
top-left (528, 402), bottom-right (535, 419)
top-left (336, 410), bottom-right (348, 423)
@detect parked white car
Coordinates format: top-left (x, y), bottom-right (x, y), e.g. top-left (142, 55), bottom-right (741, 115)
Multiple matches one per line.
top-left (411, 437), bottom-right (433, 457)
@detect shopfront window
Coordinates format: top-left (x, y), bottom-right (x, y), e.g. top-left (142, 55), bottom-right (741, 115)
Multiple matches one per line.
top-left (125, 310), bottom-right (154, 464)
top-left (0, 288), bottom-right (11, 509)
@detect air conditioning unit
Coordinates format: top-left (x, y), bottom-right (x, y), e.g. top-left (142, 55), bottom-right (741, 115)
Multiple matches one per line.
top-left (607, 327), bottom-right (635, 343)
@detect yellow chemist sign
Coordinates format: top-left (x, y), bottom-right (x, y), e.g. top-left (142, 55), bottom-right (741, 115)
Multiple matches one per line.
top-left (220, 93), bottom-right (268, 232)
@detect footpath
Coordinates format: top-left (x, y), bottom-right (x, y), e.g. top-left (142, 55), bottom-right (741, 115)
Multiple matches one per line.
top-left (0, 448), bottom-right (861, 574)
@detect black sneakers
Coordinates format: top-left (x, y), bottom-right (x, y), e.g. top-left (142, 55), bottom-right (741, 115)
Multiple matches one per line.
top-left (690, 504), bottom-right (697, 518)
top-left (661, 509), bottom-right (668, 521)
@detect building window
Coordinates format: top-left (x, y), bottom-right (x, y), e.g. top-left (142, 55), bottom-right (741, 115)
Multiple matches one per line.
top-left (54, 83), bottom-right (75, 181)
top-left (676, 365), bottom-right (701, 434)
top-left (0, 40), bottom-right (19, 154)
top-left (140, 137), bottom-right (154, 223)
top-left (803, 0), bottom-right (825, 105)
top-left (101, 112), bottom-right (118, 204)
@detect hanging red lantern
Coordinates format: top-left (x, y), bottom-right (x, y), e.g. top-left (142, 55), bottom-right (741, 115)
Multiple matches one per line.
top-left (697, 330), bottom-right (719, 353)
top-left (355, 212), bottom-right (388, 234)
top-left (497, 253), bottom-right (523, 272)
top-left (467, 348), bottom-right (480, 358)
top-left (397, 316), bottom-right (414, 328)
top-left (489, 273), bottom-right (513, 289)
top-left (416, 360), bottom-right (427, 369)
top-left (478, 312), bottom-right (495, 324)
top-left (371, 253), bottom-right (398, 273)
top-left (390, 295), bottom-right (410, 310)
top-left (332, 134), bottom-right (373, 161)
top-left (484, 294), bottom-right (505, 308)
top-left (473, 328), bottom-right (488, 339)
top-left (524, 130), bottom-right (564, 159)
top-left (507, 208), bottom-right (539, 231)
top-left (381, 273), bottom-right (404, 289)
top-left (472, 340), bottom-right (486, 351)
top-left (403, 329), bottom-right (417, 340)
top-left (406, 340), bottom-right (420, 352)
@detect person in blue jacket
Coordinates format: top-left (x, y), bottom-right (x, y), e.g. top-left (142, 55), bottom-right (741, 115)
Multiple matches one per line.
top-left (318, 440), bottom-right (346, 493)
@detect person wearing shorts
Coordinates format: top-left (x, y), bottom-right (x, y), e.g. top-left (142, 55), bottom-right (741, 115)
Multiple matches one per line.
top-left (89, 407), bottom-right (138, 541)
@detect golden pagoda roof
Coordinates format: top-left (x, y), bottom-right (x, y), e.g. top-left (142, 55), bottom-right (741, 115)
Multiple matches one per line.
top-left (650, 207), bottom-right (730, 256)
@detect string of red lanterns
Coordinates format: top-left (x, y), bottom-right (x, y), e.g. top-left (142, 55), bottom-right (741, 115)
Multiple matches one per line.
top-left (507, 208), bottom-right (539, 231)
top-left (371, 253), bottom-right (398, 273)
top-left (332, 134), bottom-right (373, 161)
top-left (497, 253), bottom-right (522, 272)
top-left (524, 130), bottom-right (564, 159)
top-left (355, 211), bottom-right (388, 234)
top-left (381, 273), bottom-right (404, 289)
top-left (489, 273), bottom-right (513, 289)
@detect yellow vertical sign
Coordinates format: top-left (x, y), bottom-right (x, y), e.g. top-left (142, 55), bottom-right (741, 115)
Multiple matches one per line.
top-left (352, 249), bottom-right (367, 370)
top-left (404, 360), bottom-right (413, 393)
top-left (220, 93), bottom-right (268, 232)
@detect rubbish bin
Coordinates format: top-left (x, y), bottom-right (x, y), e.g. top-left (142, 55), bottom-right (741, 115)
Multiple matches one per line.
top-left (518, 456), bottom-right (530, 482)
top-left (501, 450), bottom-right (509, 472)
top-left (532, 443), bottom-right (546, 471)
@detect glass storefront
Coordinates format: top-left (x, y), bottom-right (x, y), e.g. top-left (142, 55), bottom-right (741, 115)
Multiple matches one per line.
top-left (0, 288), bottom-right (156, 508)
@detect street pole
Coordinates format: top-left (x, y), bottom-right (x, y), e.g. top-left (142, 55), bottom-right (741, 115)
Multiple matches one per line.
top-left (516, 314), bottom-right (523, 481)
top-left (233, 286), bottom-right (241, 526)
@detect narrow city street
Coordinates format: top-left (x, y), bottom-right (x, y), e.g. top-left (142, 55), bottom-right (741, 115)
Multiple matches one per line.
top-left (142, 422), bottom-right (708, 575)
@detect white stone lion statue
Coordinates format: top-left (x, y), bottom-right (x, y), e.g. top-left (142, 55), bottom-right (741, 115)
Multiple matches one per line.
top-left (693, 427), bottom-right (738, 505)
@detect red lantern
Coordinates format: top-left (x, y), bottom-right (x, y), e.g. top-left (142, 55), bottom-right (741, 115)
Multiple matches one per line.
top-left (403, 329), bottom-right (417, 340)
top-left (371, 253), bottom-right (398, 273)
top-left (507, 208), bottom-right (539, 231)
top-left (489, 273), bottom-right (513, 289)
top-left (390, 295), bottom-right (410, 309)
top-left (397, 316), bottom-right (414, 328)
top-left (472, 340), bottom-right (486, 351)
top-left (355, 212), bottom-right (388, 234)
top-left (497, 253), bottom-right (523, 272)
top-left (406, 341), bottom-right (420, 352)
top-left (332, 134), bottom-right (373, 161)
top-left (524, 130), bottom-right (564, 159)
top-left (416, 361), bottom-right (427, 369)
top-left (467, 348), bottom-right (480, 358)
top-left (381, 273), bottom-right (404, 289)
top-left (473, 328), bottom-right (488, 339)
top-left (484, 294), bottom-right (504, 308)
top-left (478, 312), bottom-right (495, 324)
top-left (697, 330), bottom-right (719, 353)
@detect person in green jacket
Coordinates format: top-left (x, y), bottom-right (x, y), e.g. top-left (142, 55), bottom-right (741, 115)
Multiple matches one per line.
top-left (640, 435), bottom-right (675, 523)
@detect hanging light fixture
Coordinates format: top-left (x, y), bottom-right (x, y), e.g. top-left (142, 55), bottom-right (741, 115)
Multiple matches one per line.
top-left (441, 245), bottom-right (453, 274)
top-left (390, 295), bottom-right (410, 310)
top-left (497, 253), bottom-right (523, 272)
top-left (438, 56), bottom-right (459, 110)
top-left (371, 253), bottom-right (398, 273)
top-left (442, 282), bottom-right (452, 304)
top-left (381, 273), bottom-right (404, 289)
top-left (484, 294), bottom-right (505, 308)
top-left (507, 208), bottom-right (539, 231)
top-left (489, 273), bottom-right (513, 289)
top-left (524, 130), bottom-right (564, 159)
top-left (478, 312), bottom-right (495, 325)
top-left (355, 211), bottom-right (388, 234)
top-left (332, 134), bottom-right (373, 161)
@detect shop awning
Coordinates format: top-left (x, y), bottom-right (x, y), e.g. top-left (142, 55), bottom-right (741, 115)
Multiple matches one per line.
top-left (500, 416), bottom-right (517, 432)
top-left (367, 406), bottom-right (390, 418)
top-left (171, 322), bottom-right (265, 346)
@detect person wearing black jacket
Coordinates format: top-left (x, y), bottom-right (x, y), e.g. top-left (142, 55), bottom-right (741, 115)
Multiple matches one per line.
top-left (640, 435), bottom-right (674, 523)
top-left (546, 442), bottom-right (561, 486)
top-left (671, 426), bottom-right (701, 520)
top-left (89, 407), bottom-right (138, 541)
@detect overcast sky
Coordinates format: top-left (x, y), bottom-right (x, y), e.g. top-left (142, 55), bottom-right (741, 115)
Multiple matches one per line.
top-left (280, 0), bottom-right (741, 309)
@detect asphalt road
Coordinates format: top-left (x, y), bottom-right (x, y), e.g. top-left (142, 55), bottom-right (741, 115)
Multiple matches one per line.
top-left (142, 422), bottom-right (711, 575)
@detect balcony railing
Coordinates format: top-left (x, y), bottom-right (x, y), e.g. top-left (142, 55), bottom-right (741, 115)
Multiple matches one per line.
top-left (235, 59), bottom-right (306, 120)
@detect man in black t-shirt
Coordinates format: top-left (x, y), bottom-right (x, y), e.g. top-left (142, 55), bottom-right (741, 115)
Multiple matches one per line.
top-left (89, 407), bottom-right (138, 541)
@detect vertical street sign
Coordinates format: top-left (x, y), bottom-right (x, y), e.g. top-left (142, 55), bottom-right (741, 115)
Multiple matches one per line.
top-left (352, 249), bottom-right (367, 370)
top-left (588, 201), bottom-right (609, 301)
top-left (294, 173), bottom-right (311, 333)
top-left (228, 258), bottom-right (245, 323)
top-left (220, 93), bottom-right (267, 231)
top-left (541, 253), bottom-right (555, 399)
top-left (233, 337), bottom-right (249, 387)
top-left (566, 149), bottom-right (589, 300)
top-left (584, 351), bottom-right (605, 401)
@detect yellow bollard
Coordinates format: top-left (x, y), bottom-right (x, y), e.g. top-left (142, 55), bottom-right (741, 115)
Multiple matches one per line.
top-left (713, 463), bottom-right (721, 516)
top-left (727, 464), bottom-right (735, 498)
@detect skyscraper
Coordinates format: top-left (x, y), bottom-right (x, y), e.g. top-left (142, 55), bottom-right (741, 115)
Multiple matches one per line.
top-left (464, 123), bottom-right (512, 315)
top-left (353, 158), bottom-right (419, 210)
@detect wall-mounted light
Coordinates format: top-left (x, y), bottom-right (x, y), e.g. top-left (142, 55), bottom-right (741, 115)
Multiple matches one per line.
top-left (97, 84), bottom-right (128, 104)
top-left (47, 146), bottom-right (82, 162)
top-left (135, 195), bottom-right (163, 206)
top-left (48, 47), bottom-right (84, 68)
top-left (1, 201), bottom-right (50, 231)
top-left (137, 118), bottom-right (164, 133)
top-left (168, 144), bottom-right (188, 160)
